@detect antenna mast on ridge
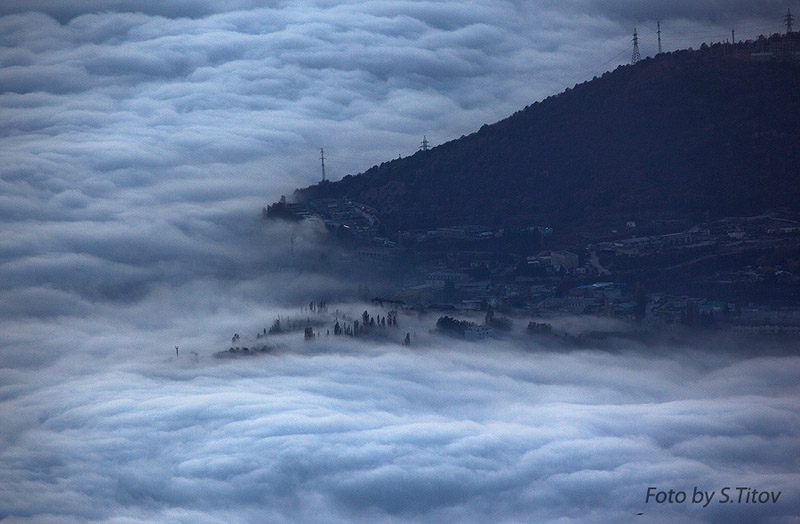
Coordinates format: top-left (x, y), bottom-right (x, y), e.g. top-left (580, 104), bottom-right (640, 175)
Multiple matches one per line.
top-left (632, 28), bottom-right (641, 64)
top-left (657, 21), bottom-right (662, 54)
top-left (786, 8), bottom-right (794, 33)
top-left (320, 148), bottom-right (326, 181)
top-left (420, 135), bottom-right (429, 152)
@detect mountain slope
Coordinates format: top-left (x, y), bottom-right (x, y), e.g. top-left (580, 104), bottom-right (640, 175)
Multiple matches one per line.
top-left (295, 44), bottom-right (800, 232)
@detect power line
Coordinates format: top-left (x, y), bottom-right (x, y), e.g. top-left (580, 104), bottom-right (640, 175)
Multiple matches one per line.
top-left (527, 14), bottom-right (788, 119)
top-left (553, 16), bottom-right (783, 94)
top-left (584, 43), bottom-right (634, 78)
top-left (534, 40), bottom-right (631, 103)
top-left (666, 23), bottom-right (781, 39)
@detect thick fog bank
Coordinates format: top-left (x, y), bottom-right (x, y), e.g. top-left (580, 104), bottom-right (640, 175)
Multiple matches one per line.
top-left (1, 300), bottom-right (798, 523)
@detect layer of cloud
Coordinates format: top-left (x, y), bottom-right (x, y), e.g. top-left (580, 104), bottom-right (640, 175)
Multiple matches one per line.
top-left (0, 303), bottom-right (798, 523)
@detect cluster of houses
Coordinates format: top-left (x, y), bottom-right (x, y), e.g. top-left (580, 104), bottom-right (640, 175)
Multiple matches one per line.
top-left (695, 30), bottom-right (800, 61)
top-left (266, 196), bottom-right (386, 243)
top-left (266, 196), bottom-right (800, 336)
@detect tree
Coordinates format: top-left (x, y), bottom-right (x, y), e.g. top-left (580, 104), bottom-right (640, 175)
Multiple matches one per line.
top-left (436, 316), bottom-right (475, 337)
top-left (268, 319), bottom-right (281, 334)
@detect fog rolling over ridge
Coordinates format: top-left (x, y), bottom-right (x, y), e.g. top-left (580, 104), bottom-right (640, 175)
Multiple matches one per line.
top-left (1, 1), bottom-right (800, 523)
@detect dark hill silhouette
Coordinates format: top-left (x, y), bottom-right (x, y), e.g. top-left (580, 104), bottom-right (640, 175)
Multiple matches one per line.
top-left (292, 40), bottom-right (800, 232)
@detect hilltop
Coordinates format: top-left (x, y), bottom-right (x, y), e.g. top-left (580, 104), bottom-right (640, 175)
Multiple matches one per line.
top-left (285, 36), bottom-right (800, 235)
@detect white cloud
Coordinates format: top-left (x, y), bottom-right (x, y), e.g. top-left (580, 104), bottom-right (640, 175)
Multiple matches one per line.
top-left (0, 310), bottom-right (798, 523)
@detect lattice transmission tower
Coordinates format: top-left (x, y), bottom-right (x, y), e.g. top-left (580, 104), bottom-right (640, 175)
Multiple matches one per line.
top-left (419, 135), bottom-right (429, 152)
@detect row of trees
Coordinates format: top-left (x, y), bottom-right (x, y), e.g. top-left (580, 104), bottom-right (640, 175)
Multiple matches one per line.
top-left (332, 310), bottom-right (399, 336)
